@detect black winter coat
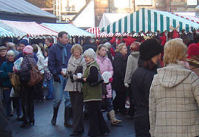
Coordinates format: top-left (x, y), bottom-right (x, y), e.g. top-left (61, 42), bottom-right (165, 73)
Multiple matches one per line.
top-left (112, 52), bottom-right (127, 90)
top-left (131, 59), bottom-right (158, 137)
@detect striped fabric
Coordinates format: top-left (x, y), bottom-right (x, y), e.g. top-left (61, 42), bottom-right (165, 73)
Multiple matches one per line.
top-left (86, 27), bottom-right (100, 37)
top-left (101, 8), bottom-right (199, 33)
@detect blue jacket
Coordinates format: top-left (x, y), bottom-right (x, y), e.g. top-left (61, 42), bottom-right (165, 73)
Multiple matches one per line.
top-left (48, 42), bottom-right (72, 76)
top-left (0, 61), bottom-right (14, 88)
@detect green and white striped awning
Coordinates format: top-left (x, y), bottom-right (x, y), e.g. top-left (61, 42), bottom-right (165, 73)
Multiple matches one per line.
top-left (101, 8), bottom-right (199, 33)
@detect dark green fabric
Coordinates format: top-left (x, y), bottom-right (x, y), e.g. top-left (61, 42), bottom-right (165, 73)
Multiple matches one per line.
top-left (82, 61), bottom-right (102, 102)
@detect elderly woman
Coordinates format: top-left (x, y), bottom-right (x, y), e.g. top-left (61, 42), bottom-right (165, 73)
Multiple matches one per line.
top-left (82, 48), bottom-right (109, 137)
top-left (112, 43), bottom-right (128, 114)
top-left (0, 50), bottom-right (15, 117)
top-left (131, 39), bottom-right (163, 137)
top-left (149, 39), bottom-right (199, 137)
top-left (64, 44), bottom-right (86, 136)
top-left (19, 45), bottom-right (37, 128)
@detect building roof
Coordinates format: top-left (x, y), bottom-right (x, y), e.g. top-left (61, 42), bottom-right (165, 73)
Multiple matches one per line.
top-left (0, 0), bottom-right (56, 19)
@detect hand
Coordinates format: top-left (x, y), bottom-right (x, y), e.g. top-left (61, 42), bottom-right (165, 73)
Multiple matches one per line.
top-left (53, 75), bottom-right (60, 83)
top-left (83, 78), bottom-right (86, 82)
top-left (124, 83), bottom-right (129, 88)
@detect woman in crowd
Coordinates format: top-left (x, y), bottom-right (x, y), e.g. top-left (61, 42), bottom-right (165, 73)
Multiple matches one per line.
top-left (32, 44), bottom-right (45, 101)
top-left (0, 50), bottom-right (15, 117)
top-left (112, 43), bottom-right (128, 114)
top-left (131, 39), bottom-right (162, 137)
top-left (43, 48), bottom-right (54, 100)
top-left (124, 42), bottom-right (140, 117)
top-left (96, 44), bottom-right (121, 126)
top-left (187, 42), bottom-right (199, 76)
top-left (19, 45), bottom-right (37, 128)
top-left (149, 38), bottom-right (199, 137)
top-left (64, 44), bottom-right (86, 136)
top-left (82, 48), bottom-right (109, 137)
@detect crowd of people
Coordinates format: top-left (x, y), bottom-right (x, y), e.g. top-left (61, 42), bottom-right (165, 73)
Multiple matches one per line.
top-left (0, 29), bottom-right (199, 137)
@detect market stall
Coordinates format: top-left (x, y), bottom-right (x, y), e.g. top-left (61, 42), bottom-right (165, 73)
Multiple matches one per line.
top-left (101, 8), bottom-right (199, 34)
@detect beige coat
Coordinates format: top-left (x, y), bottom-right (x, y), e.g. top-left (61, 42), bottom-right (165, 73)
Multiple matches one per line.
top-left (64, 55), bottom-right (86, 92)
top-left (149, 64), bottom-right (199, 137)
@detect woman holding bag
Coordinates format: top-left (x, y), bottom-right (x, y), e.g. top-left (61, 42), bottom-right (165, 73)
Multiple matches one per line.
top-left (82, 48), bottom-right (109, 137)
top-left (64, 44), bottom-right (86, 136)
top-left (19, 45), bottom-right (37, 128)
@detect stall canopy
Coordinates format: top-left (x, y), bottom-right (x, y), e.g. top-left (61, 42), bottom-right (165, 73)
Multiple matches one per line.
top-left (86, 27), bottom-right (100, 37)
top-left (0, 20), bottom-right (58, 37)
top-left (101, 8), bottom-right (199, 34)
top-left (0, 26), bottom-right (15, 37)
top-left (41, 23), bottom-right (95, 37)
top-left (0, 0), bottom-right (56, 23)
top-left (99, 13), bottom-right (129, 29)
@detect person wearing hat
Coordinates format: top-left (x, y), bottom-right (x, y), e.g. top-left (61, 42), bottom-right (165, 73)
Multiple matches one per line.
top-left (131, 38), bottom-right (162, 137)
top-left (187, 43), bottom-right (199, 76)
top-left (19, 45), bottom-right (37, 128)
top-left (0, 50), bottom-right (15, 117)
top-left (149, 38), bottom-right (199, 137)
top-left (82, 48), bottom-right (109, 137)
top-left (0, 46), bottom-right (7, 66)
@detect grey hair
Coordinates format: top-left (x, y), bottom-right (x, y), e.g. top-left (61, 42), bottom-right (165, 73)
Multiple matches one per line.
top-left (7, 50), bottom-right (15, 57)
top-left (83, 48), bottom-right (96, 60)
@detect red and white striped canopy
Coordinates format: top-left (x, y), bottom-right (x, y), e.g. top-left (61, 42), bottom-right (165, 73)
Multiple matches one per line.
top-left (86, 27), bottom-right (100, 37)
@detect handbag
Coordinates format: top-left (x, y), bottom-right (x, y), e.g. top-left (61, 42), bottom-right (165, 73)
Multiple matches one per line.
top-left (10, 73), bottom-right (21, 94)
top-left (27, 65), bottom-right (43, 87)
top-left (27, 58), bottom-right (43, 87)
top-left (89, 71), bottom-right (104, 87)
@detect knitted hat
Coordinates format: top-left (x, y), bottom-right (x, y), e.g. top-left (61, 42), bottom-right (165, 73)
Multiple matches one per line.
top-left (139, 39), bottom-right (163, 61)
top-left (0, 46), bottom-right (7, 51)
top-left (23, 45), bottom-right (33, 54)
top-left (187, 43), bottom-right (199, 58)
top-left (19, 39), bottom-right (29, 46)
top-left (83, 48), bottom-right (96, 59)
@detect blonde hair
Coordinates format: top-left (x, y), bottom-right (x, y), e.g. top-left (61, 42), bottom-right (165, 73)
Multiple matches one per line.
top-left (164, 38), bottom-right (187, 65)
top-left (115, 43), bottom-right (126, 52)
top-left (71, 44), bottom-right (83, 54)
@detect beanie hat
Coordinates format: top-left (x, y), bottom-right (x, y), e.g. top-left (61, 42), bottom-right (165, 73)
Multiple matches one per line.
top-left (187, 43), bottom-right (199, 58)
top-left (0, 46), bottom-right (7, 51)
top-left (23, 45), bottom-right (33, 54)
top-left (83, 48), bottom-right (96, 60)
top-left (7, 50), bottom-right (15, 56)
top-left (139, 39), bottom-right (163, 61)
top-left (19, 39), bottom-right (29, 46)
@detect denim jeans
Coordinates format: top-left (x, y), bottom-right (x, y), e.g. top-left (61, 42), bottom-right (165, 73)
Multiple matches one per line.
top-left (53, 75), bottom-right (71, 108)
top-left (47, 78), bottom-right (54, 99)
top-left (3, 89), bottom-right (11, 116)
top-left (103, 98), bottom-right (114, 112)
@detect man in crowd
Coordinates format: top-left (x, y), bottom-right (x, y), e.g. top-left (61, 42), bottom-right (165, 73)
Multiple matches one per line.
top-left (48, 31), bottom-right (72, 127)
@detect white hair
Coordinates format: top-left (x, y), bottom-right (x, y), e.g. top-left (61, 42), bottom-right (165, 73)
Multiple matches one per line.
top-left (83, 48), bottom-right (96, 59)
top-left (7, 50), bottom-right (15, 56)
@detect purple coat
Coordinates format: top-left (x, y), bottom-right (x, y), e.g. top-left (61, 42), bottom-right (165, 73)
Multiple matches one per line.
top-left (96, 55), bottom-right (113, 98)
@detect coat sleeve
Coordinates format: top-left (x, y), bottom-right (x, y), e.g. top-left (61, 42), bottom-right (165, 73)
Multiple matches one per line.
top-left (124, 55), bottom-right (133, 84)
top-left (86, 66), bottom-right (98, 83)
top-left (191, 72), bottom-right (199, 106)
top-left (149, 80), bottom-right (156, 137)
top-left (0, 63), bottom-right (9, 79)
top-left (107, 59), bottom-right (113, 76)
top-left (113, 55), bottom-right (123, 79)
top-left (48, 47), bottom-right (57, 75)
